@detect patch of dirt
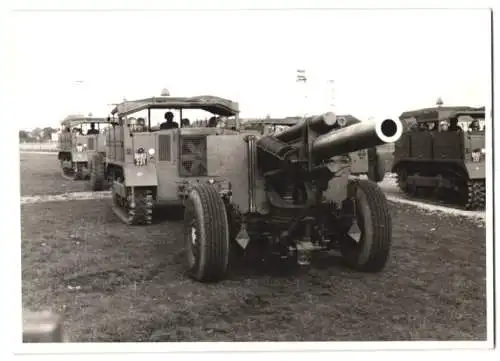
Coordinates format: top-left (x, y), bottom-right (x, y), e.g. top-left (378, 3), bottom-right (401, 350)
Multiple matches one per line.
top-left (21, 199), bottom-right (487, 342)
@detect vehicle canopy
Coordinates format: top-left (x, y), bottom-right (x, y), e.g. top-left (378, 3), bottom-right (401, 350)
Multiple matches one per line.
top-left (110, 95), bottom-right (240, 118)
top-left (447, 108), bottom-right (486, 120)
top-left (399, 106), bottom-right (486, 132)
top-left (399, 106), bottom-right (484, 123)
top-left (60, 115), bottom-right (112, 134)
top-left (109, 95), bottom-right (240, 131)
top-left (60, 116), bottom-right (111, 128)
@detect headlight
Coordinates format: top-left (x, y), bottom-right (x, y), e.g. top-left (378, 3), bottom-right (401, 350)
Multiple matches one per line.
top-left (134, 147), bottom-right (147, 166)
top-left (208, 178), bottom-right (215, 184)
top-left (148, 148), bottom-right (155, 156)
top-left (481, 148), bottom-right (486, 154)
top-left (471, 150), bottom-right (482, 162)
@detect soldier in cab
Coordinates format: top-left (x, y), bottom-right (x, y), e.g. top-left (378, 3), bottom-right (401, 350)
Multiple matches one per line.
top-left (469, 119), bottom-right (481, 132)
top-left (160, 111), bottom-right (179, 130)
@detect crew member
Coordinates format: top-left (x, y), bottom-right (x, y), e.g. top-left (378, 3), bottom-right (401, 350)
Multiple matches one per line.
top-left (86, 122), bottom-right (99, 135)
top-left (469, 119), bottom-right (481, 132)
top-left (439, 120), bottom-right (449, 132)
top-left (160, 111), bottom-right (178, 130)
top-left (449, 119), bottom-right (463, 133)
top-left (136, 118), bottom-right (146, 132)
top-left (208, 116), bottom-right (218, 128)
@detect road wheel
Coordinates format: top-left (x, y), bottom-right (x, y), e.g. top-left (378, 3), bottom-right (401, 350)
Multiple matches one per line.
top-left (90, 153), bottom-right (106, 191)
top-left (74, 163), bottom-right (84, 180)
top-left (183, 184), bottom-right (230, 282)
top-left (463, 179), bottom-right (486, 210)
top-left (340, 179), bottom-right (392, 272)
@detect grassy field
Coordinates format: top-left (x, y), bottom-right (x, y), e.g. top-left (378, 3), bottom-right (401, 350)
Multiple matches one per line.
top-left (20, 152), bottom-right (487, 342)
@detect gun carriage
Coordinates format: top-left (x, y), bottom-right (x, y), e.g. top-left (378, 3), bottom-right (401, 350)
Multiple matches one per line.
top-left (181, 112), bottom-right (403, 282)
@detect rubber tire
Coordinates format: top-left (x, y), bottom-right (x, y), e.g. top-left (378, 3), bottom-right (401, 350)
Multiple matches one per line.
top-left (340, 179), bottom-right (392, 272)
top-left (183, 184), bottom-right (230, 282)
top-left (90, 153), bottom-right (106, 191)
top-left (367, 149), bottom-right (386, 183)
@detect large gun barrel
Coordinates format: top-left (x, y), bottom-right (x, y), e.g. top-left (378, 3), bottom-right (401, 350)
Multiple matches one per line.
top-left (255, 116), bottom-right (403, 175)
top-left (275, 112), bottom-right (338, 143)
top-left (312, 118), bottom-right (403, 160)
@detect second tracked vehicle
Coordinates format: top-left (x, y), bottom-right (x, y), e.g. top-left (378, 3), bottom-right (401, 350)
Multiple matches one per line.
top-left (392, 106), bottom-right (486, 209)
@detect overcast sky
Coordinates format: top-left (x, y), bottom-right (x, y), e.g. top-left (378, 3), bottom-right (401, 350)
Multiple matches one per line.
top-left (9, 8), bottom-right (491, 130)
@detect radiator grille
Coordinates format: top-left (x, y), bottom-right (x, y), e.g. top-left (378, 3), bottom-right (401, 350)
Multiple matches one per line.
top-left (158, 134), bottom-right (171, 161)
top-left (179, 136), bottom-right (207, 177)
top-left (87, 137), bottom-right (95, 151)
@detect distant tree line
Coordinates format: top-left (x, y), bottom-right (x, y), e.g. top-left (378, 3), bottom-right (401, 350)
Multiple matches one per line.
top-left (19, 127), bottom-right (58, 143)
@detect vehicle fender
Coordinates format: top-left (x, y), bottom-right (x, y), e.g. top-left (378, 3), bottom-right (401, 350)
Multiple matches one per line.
top-left (123, 164), bottom-right (158, 187)
top-left (464, 162), bottom-right (485, 180)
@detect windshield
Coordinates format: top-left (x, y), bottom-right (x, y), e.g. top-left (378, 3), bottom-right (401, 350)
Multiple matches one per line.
top-left (125, 108), bottom-right (232, 129)
top-left (68, 122), bottom-right (110, 134)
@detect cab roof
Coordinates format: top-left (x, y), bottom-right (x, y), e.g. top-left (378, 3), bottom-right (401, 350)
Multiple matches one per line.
top-left (60, 116), bottom-right (110, 127)
top-left (399, 106), bottom-right (485, 122)
top-left (110, 95), bottom-right (240, 117)
top-left (448, 109), bottom-right (486, 120)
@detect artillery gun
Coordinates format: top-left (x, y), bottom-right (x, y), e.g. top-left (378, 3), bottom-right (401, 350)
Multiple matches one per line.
top-left (392, 106), bottom-right (486, 209)
top-left (58, 115), bottom-right (111, 181)
top-left (181, 112), bottom-right (403, 282)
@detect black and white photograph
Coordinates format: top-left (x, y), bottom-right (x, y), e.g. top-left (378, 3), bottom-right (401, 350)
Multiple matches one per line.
top-left (5, 0), bottom-right (496, 359)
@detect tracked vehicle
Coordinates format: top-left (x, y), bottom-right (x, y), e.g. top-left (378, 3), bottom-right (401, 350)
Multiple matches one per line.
top-left (392, 106), bottom-right (486, 209)
top-left (57, 115), bottom-right (110, 181)
top-left (103, 94), bottom-right (240, 225)
top-left (179, 112), bottom-right (403, 282)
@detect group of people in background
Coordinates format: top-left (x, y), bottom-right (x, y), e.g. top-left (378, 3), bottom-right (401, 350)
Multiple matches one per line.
top-left (411, 118), bottom-right (483, 133)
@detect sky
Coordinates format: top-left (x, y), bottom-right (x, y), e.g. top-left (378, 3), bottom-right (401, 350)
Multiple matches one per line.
top-left (9, 8), bottom-right (491, 130)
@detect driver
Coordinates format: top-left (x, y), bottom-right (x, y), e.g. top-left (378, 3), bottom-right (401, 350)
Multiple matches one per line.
top-left (160, 111), bottom-right (179, 130)
top-left (86, 122), bottom-right (99, 135)
top-left (136, 118), bottom-right (146, 132)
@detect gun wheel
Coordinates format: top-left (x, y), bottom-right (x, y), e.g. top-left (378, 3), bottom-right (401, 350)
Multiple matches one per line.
top-left (464, 179), bottom-right (486, 210)
top-left (183, 184), bottom-right (230, 282)
top-left (340, 179), bottom-right (392, 272)
top-left (89, 153), bottom-right (106, 191)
